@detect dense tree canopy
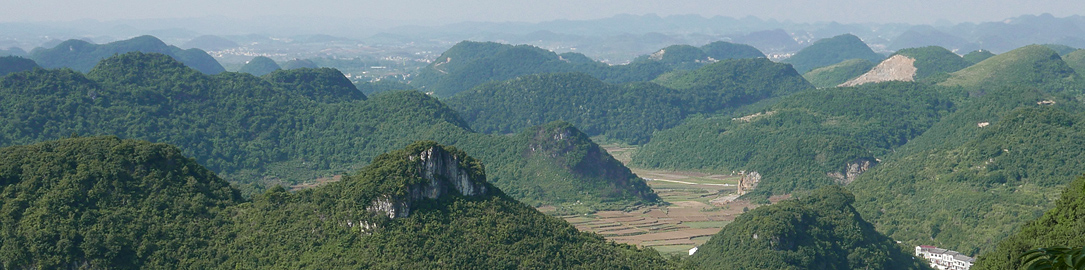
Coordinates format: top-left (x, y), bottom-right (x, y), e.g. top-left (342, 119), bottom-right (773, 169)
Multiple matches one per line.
top-left (784, 34), bottom-right (884, 73)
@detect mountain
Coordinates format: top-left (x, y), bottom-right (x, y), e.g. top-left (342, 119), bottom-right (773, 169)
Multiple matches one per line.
top-left (963, 50), bottom-right (996, 64)
top-left (730, 29), bottom-right (803, 53)
top-left (631, 42), bottom-right (765, 70)
top-left (181, 35), bottom-right (240, 51)
top-left (970, 177), bottom-right (1085, 270)
top-left (802, 59), bottom-right (876, 88)
top-left (701, 41), bottom-right (767, 60)
top-left (894, 46), bottom-right (974, 80)
top-left (446, 58), bottom-right (812, 144)
top-left (0, 136), bottom-right (244, 268)
top-left (0, 52), bottom-right (657, 210)
top-left (0, 56), bottom-right (38, 77)
top-left (889, 26), bottom-right (978, 52)
top-left (28, 35), bottom-right (225, 74)
top-left (1063, 49), bottom-right (1085, 74)
top-left (687, 186), bottom-right (927, 270)
top-left (0, 138), bottom-right (673, 268)
top-left (938, 45), bottom-right (1079, 89)
top-left (354, 79), bottom-right (415, 95)
top-left (281, 58), bottom-right (318, 69)
top-left (236, 56), bottom-right (281, 76)
top-left (633, 82), bottom-right (952, 198)
top-left (1042, 44), bottom-right (1079, 55)
top-left (0, 47), bottom-right (27, 57)
top-left (410, 41), bottom-right (668, 97)
top-left (838, 55), bottom-right (918, 87)
top-left (784, 34), bottom-right (885, 73)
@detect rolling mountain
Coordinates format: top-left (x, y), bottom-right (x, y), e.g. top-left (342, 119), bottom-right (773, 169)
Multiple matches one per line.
top-left (28, 35), bottom-right (225, 74)
top-left (237, 56), bottom-right (281, 76)
top-left (0, 56), bottom-right (38, 77)
top-left (687, 186), bottom-right (927, 270)
top-left (446, 58), bottom-right (812, 144)
top-left (410, 41), bottom-right (668, 97)
top-left (894, 46), bottom-right (974, 80)
top-left (0, 52), bottom-right (659, 210)
top-left (963, 50), bottom-right (996, 64)
top-left (0, 138), bottom-right (673, 268)
top-left (784, 34), bottom-right (884, 73)
top-left (631, 42), bottom-right (765, 70)
top-left (938, 45), bottom-right (1078, 89)
top-left (1063, 49), bottom-right (1085, 74)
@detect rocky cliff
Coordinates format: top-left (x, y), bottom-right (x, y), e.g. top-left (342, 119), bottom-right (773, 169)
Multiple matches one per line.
top-left (366, 142), bottom-right (490, 218)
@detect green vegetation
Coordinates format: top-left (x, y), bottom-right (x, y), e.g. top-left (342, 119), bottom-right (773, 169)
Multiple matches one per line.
top-left (970, 177), bottom-right (1085, 270)
top-left (633, 82), bottom-right (953, 197)
top-left (1063, 49), bottom-right (1085, 75)
top-left (939, 45), bottom-right (1079, 90)
top-left (894, 46), bottom-right (973, 80)
top-left (687, 186), bottom-right (926, 270)
top-left (802, 59), bottom-right (875, 88)
top-left (963, 50), bottom-right (996, 64)
top-left (0, 136), bottom-right (243, 269)
top-left (0, 52), bottom-right (658, 210)
top-left (1043, 44), bottom-right (1079, 55)
top-left (447, 58), bottom-right (813, 144)
top-left (0, 56), bottom-right (38, 77)
top-left (0, 138), bottom-right (674, 269)
top-left (237, 56), bottom-right (281, 76)
top-left (354, 79), bottom-right (415, 95)
top-left (784, 34), bottom-right (884, 73)
top-left (850, 104), bottom-right (1085, 255)
top-left (281, 59), bottom-right (318, 70)
top-left (410, 41), bottom-right (669, 97)
top-left (28, 35), bottom-right (225, 74)
top-left (701, 41), bottom-right (766, 61)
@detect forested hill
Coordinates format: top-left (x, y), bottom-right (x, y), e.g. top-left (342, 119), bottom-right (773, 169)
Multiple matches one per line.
top-left (446, 58), bottom-right (812, 144)
top-left (630, 42), bottom-right (765, 70)
top-left (938, 45), bottom-right (1079, 89)
top-left (784, 34), bottom-right (885, 73)
top-left (28, 35), bottom-right (225, 74)
top-left (0, 56), bottom-right (39, 77)
top-left (893, 46), bottom-right (973, 80)
top-left (0, 136), bottom-right (244, 268)
top-left (410, 41), bottom-right (670, 97)
top-left (237, 56), bottom-right (281, 76)
top-left (0, 52), bottom-right (658, 211)
top-left (633, 82), bottom-right (953, 197)
top-left (971, 177), bottom-right (1085, 270)
top-left (0, 138), bottom-right (674, 269)
top-left (687, 186), bottom-right (926, 270)
top-left (802, 59), bottom-right (875, 88)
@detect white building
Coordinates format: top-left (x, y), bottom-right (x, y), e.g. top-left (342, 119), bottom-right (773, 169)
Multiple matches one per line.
top-left (916, 245), bottom-right (975, 270)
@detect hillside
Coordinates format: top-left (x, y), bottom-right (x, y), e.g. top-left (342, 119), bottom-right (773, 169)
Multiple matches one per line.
top-left (632, 42), bottom-right (765, 70)
top-left (410, 41), bottom-right (668, 97)
top-left (802, 59), bottom-right (875, 88)
top-left (633, 82), bottom-right (953, 198)
top-left (0, 52), bottom-right (660, 210)
top-left (0, 56), bottom-right (38, 77)
top-left (938, 45), bottom-right (1079, 89)
top-left (0, 136), bottom-right (243, 268)
top-left (838, 55), bottom-right (917, 87)
top-left (1064, 49), bottom-right (1085, 74)
top-left (0, 138), bottom-right (674, 268)
top-left (784, 34), bottom-right (884, 73)
top-left (28, 35), bottom-right (225, 74)
top-left (970, 177), bottom-right (1085, 270)
top-left (849, 103), bottom-right (1085, 255)
top-left (687, 186), bottom-right (926, 270)
top-left (963, 50), bottom-right (996, 64)
top-left (894, 46), bottom-right (974, 80)
top-left (701, 41), bottom-right (766, 60)
top-left (237, 56), bottom-right (281, 76)
top-left (447, 58), bottom-right (812, 144)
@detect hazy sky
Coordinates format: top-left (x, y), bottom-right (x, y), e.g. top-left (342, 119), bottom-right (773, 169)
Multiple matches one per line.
top-left (2, 0), bottom-right (1084, 25)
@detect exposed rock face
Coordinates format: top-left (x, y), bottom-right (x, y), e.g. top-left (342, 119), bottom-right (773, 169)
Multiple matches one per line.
top-left (827, 159), bottom-right (876, 185)
top-left (367, 146), bottom-right (489, 218)
top-left (839, 55), bottom-right (917, 87)
top-left (737, 171), bottom-right (762, 195)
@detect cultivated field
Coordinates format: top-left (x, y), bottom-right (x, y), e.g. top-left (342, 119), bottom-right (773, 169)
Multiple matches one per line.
top-left (551, 144), bottom-right (788, 256)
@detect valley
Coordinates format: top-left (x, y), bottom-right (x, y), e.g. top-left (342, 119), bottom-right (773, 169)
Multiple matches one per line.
top-left (541, 144), bottom-right (787, 256)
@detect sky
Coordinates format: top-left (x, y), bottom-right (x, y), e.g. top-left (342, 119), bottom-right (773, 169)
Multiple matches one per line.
top-left (1, 0), bottom-right (1083, 25)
